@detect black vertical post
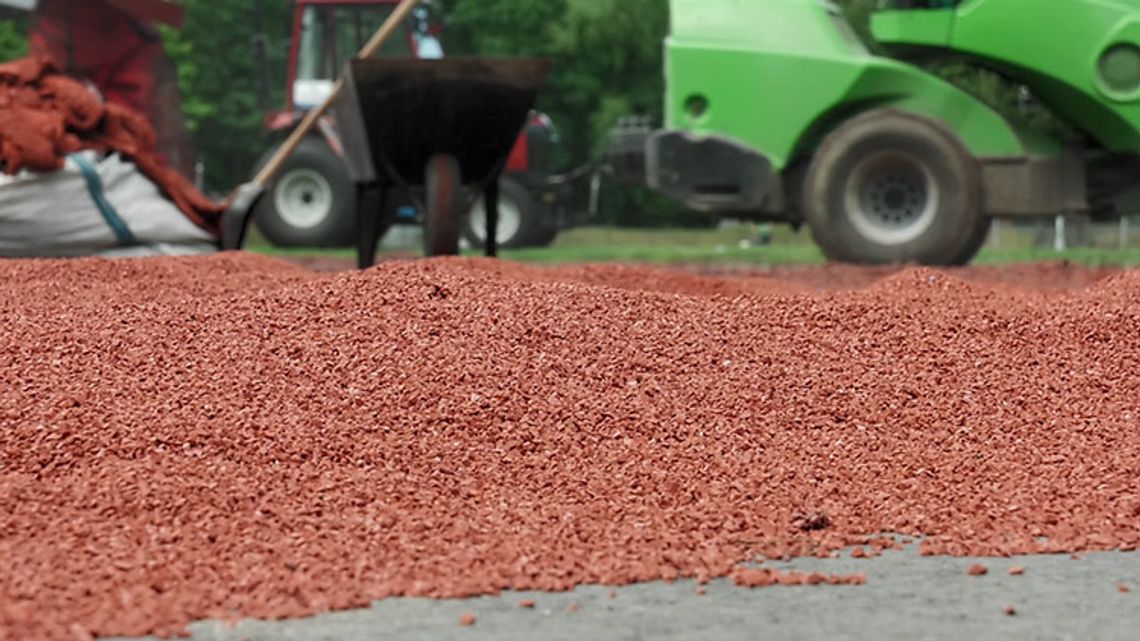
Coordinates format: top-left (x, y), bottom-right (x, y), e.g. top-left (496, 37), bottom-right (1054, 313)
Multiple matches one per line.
top-left (484, 174), bottom-right (500, 258)
top-left (356, 186), bottom-right (382, 269)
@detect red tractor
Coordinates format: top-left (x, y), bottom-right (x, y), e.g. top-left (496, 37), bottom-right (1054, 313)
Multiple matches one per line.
top-left (253, 0), bottom-right (563, 249)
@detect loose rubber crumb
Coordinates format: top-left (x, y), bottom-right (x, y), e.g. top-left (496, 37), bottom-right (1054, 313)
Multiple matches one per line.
top-left (732, 568), bottom-right (865, 588)
top-left (2, 254), bottom-right (1139, 640)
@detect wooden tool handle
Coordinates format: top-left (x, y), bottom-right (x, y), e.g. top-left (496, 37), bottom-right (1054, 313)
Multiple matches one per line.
top-left (253, 0), bottom-right (422, 187)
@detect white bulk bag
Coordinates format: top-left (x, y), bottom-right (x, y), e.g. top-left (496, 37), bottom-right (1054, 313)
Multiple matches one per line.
top-left (0, 150), bottom-right (217, 258)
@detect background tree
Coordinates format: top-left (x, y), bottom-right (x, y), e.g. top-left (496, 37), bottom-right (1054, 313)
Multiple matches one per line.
top-left (159, 0), bottom-right (293, 193)
top-left (0, 11), bottom-right (27, 61)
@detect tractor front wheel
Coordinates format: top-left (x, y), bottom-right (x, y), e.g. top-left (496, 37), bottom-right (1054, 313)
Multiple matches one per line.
top-left (803, 109), bottom-right (987, 266)
top-left (252, 136), bottom-right (356, 248)
top-left (462, 176), bottom-right (557, 249)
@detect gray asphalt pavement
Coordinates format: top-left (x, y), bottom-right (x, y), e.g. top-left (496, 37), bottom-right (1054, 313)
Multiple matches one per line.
top-left (117, 545), bottom-right (1139, 641)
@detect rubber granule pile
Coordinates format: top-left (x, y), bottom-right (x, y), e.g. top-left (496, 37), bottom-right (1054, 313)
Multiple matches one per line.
top-left (2, 253), bottom-right (1139, 639)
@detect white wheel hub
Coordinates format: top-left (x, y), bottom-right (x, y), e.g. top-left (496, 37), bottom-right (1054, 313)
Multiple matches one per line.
top-left (274, 168), bottom-right (334, 230)
top-left (468, 194), bottom-right (523, 245)
top-left (844, 151), bottom-right (939, 246)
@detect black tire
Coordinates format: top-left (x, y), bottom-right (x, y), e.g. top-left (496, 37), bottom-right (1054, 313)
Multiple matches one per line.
top-left (954, 216), bottom-right (993, 264)
top-left (253, 136), bottom-right (356, 248)
top-left (423, 154), bottom-right (462, 257)
top-left (461, 176), bottom-right (558, 249)
top-left (803, 109), bottom-right (987, 266)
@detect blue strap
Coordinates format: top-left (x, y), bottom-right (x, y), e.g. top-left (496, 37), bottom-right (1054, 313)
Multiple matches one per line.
top-left (69, 154), bottom-right (137, 247)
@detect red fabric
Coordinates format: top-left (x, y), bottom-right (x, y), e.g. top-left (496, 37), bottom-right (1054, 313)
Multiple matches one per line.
top-left (0, 56), bottom-right (223, 236)
top-left (105, 0), bottom-right (186, 29)
top-left (28, 0), bottom-right (196, 178)
top-left (30, 0), bottom-right (159, 115)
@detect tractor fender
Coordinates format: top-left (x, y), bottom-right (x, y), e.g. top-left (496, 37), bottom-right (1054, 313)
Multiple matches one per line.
top-left (787, 61), bottom-right (1038, 166)
top-left (266, 112), bottom-right (347, 159)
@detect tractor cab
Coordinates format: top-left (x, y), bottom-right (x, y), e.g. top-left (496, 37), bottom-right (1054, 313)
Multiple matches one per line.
top-left (870, 0), bottom-right (963, 53)
top-left (290, 0), bottom-right (443, 111)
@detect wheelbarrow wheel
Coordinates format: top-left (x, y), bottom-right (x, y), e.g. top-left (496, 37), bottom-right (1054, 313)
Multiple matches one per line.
top-left (423, 154), bottom-right (462, 257)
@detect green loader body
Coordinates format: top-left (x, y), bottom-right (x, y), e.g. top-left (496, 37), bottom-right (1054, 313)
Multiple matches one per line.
top-left (617, 0), bottom-right (1140, 265)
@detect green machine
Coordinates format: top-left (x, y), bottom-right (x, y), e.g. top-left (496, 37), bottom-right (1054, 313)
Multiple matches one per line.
top-left (610, 0), bottom-right (1140, 265)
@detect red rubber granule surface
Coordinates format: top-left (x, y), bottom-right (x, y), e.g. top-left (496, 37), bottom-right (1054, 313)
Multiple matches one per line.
top-left (3, 254), bottom-right (1140, 640)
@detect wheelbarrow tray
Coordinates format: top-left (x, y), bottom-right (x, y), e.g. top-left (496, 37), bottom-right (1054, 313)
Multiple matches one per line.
top-left (334, 57), bottom-right (552, 190)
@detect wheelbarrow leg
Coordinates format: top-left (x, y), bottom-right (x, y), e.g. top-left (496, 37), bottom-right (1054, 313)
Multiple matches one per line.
top-left (356, 185), bottom-right (383, 270)
top-left (484, 175), bottom-right (500, 258)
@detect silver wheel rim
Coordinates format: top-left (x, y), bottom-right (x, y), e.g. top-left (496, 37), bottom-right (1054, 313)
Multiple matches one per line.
top-left (843, 151), bottom-right (939, 246)
top-left (468, 194), bottom-right (523, 245)
top-left (274, 168), bottom-right (334, 230)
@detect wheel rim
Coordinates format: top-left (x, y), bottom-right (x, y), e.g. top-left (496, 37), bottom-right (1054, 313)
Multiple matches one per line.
top-left (843, 151), bottom-right (939, 246)
top-left (273, 168), bottom-right (334, 230)
top-left (468, 194), bottom-right (523, 245)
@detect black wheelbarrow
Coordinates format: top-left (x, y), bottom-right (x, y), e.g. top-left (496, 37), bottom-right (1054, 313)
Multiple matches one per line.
top-left (332, 57), bottom-right (552, 268)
